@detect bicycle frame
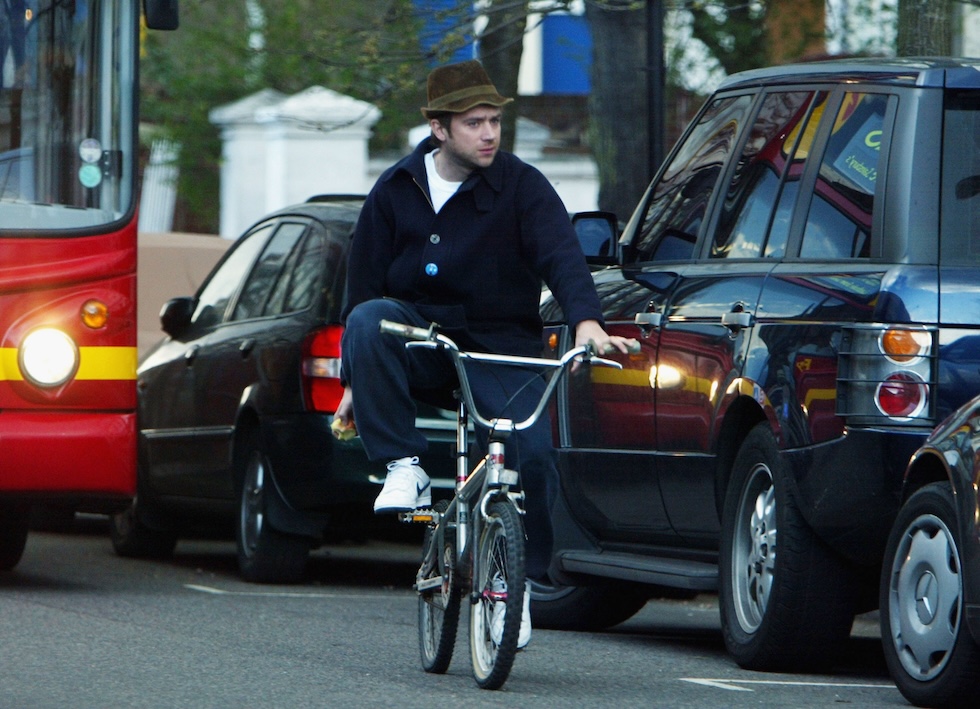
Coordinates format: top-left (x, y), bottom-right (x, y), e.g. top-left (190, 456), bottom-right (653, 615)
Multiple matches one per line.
top-left (379, 319), bottom-right (622, 688)
top-left (381, 321), bottom-right (618, 589)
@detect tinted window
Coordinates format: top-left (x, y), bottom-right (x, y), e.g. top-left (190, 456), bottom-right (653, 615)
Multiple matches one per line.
top-left (711, 92), bottom-right (817, 259)
top-left (283, 230), bottom-right (325, 313)
top-left (632, 94), bottom-right (754, 262)
top-left (192, 224), bottom-right (272, 328)
top-left (800, 93), bottom-right (891, 259)
top-left (263, 228), bottom-right (326, 316)
top-left (232, 221), bottom-right (307, 321)
top-left (940, 91), bottom-right (980, 266)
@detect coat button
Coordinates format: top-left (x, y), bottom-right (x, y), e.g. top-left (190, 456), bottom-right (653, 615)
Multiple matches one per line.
top-left (425, 263), bottom-right (439, 276)
top-left (430, 233), bottom-right (441, 244)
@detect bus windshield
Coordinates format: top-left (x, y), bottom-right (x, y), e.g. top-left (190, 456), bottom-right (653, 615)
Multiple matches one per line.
top-left (0, 0), bottom-right (136, 233)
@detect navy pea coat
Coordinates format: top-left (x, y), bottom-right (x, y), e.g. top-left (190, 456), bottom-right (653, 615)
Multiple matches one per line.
top-left (341, 139), bottom-right (603, 357)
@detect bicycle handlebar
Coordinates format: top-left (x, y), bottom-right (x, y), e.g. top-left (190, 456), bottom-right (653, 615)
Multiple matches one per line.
top-left (378, 319), bottom-right (624, 433)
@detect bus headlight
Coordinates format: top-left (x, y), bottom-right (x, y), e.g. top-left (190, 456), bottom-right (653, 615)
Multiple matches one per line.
top-left (19, 328), bottom-right (79, 387)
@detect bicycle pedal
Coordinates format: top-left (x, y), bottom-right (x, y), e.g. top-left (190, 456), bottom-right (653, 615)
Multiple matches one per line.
top-left (398, 509), bottom-right (439, 524)
top-left (416, 575), bottom-right (445, 592)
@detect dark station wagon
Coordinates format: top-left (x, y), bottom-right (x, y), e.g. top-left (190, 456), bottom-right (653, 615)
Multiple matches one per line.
top-left (536, 58), bottom-right (980, 678)
top-left (113, 196), bottom-right (454, 583)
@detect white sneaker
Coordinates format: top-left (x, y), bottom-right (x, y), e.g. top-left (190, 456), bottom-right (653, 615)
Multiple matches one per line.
top-left (489, 579), bottom-right (531, 649)
top-left (373, 457), bottom-right (431, 513)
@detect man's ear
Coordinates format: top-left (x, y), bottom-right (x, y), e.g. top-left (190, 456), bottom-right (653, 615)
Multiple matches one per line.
top-left (429, 118), bottom-right (448, 142)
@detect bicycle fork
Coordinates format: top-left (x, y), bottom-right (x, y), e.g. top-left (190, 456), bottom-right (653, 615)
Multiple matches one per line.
top-left (403, 401), bottom-right (525, 598)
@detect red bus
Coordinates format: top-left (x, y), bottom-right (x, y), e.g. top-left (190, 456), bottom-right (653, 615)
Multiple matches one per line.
top-left (0, 1), bottom-right (178, 568)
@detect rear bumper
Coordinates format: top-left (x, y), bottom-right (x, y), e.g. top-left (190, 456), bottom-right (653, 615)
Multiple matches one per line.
top-left (785, 427), bottom-right (926, 567)
top-left (0, 411), bottom-right (135, 507)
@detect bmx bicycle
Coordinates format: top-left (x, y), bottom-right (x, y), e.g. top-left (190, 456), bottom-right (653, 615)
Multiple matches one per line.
top-left (379, 319), bottom-right (623, 690)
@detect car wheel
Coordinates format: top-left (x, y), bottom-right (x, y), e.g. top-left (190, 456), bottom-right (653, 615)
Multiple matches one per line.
top-left (29, 504), bottom-right (77, 533)
top-left (880, 482), bottom-right (980, 707)
top-left (529, 576), bottom-right (649, 631)
top-left (719, 423), bottom-right (856, 671)
top-left (110, 499), bottom-right (178, 559)
top-left (0, 502), bottom-right (30, 570)
top-left (236, 431), bottom-right (310, 584)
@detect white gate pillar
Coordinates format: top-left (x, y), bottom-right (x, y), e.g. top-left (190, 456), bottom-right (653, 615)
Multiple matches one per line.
top-left (210, 87), bottom-right (380, 239)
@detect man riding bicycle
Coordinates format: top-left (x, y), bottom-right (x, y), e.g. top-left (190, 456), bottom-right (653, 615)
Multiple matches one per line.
top-left (335, 59), bottom-right (635, 648)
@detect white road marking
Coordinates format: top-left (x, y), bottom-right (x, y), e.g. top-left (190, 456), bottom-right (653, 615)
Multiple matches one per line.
top-left (680, 677), bottom-right (895, 692)
top-left (184, 583), bottom-right (397, 599)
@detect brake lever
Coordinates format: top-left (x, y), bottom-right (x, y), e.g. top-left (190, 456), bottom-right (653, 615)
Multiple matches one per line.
top-left (587, 355), bottom-right (624, 370)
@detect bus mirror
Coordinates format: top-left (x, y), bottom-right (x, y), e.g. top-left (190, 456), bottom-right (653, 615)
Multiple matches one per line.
top-left (572, 211), bottom-right (620, 266)
top-left (144, 0), bottom-right (179, 30)
top-left (160, 297), bottom-right (194, 338)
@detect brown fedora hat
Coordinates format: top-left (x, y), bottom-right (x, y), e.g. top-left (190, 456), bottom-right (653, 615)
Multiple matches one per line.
top-left (421, 60), bottom-right (513, 119)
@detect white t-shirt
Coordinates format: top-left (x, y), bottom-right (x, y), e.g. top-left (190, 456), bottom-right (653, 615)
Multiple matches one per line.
top-left (425, 150), bottom-right (462, 214)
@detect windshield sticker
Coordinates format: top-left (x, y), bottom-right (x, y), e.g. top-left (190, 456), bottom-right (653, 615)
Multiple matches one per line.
top-left (832, 113), bottom-right (883, 195)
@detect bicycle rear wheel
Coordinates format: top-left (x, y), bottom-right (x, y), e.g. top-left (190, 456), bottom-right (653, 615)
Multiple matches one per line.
top-left (419, 499), bottom-right (460, 673)
top-left (470, 499), bottom-right (526, 690)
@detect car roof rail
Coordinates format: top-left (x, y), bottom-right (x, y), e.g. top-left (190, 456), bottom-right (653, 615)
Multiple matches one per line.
top-left (306, 194), bottom-right (367, 203)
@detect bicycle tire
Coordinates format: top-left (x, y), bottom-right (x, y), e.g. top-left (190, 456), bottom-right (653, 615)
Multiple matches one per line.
top-left (469, 499), bottom-right (526, 690)
top-left (418, 499), bottom-right (460, 673)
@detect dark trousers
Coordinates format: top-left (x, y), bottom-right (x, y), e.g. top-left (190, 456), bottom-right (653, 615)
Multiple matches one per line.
top-left (342, 298), bottom-right (557, 579)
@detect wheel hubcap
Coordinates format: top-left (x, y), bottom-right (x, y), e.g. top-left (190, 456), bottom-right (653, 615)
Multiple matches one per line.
top-left (242, 454), bottom-right (265, 556)
top-left (888, 513), bottom-right (961, 680)
top-left (732, 463), bottom-right (776, 633)
top-left (914, 571), bottom-right (938, 625)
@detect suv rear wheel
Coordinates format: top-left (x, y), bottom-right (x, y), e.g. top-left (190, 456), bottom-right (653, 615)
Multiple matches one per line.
top-left (720, 423), bottom-right (856, 671)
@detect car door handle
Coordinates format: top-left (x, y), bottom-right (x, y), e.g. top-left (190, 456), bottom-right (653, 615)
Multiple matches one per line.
top-left (721, 311), bottom-right (754, 331)
top-left (634, 312), bottom-right (663, 328)
top-left (239, 339), bottom-right (256, 357)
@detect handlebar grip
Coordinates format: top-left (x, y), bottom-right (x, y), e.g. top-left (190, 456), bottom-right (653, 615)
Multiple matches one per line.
top-left (379, 319), bottom-right (435, 341)
top-left (588, 339), bottom-right (642, 356)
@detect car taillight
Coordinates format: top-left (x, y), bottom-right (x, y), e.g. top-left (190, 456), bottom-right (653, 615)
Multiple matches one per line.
top-left (875, 371), bottom-right (927, 418)
top-left (301, 325), bottom-right (344, 413)
top-left (837, 325), bottom-right (936, 425)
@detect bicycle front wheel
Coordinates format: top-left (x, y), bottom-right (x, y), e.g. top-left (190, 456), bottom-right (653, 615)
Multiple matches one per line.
top-left (419, 499), bottom-right (460, 673)
top-left (470, 499), bottom-right (526, 690)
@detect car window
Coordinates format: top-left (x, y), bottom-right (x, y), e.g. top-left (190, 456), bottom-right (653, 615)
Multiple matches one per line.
top-left (192, 223), bottom-right (273, 328)
top-left (940, 90), bottom-right (980, 266)
top-left (632, 94), bottom-right (755, 262)
top-left (799, 92), bottom-right (892, 259)
top-left (711, 91), bottom-right (818, 259)
top-left (231, 221), bottom-right (308, 321)
top-left (282, 230), bottom-right (325, 313)
top-left (262, 227), bottom-right (325, 316)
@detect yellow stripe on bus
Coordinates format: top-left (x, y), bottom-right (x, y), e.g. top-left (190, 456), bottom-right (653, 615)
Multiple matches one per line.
top-left (0, 347), bottom-right (137, 381)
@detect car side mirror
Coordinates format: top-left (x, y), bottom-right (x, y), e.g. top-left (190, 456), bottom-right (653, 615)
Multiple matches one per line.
top-left (144, 0), bottom-right (179, 30)
top-left (160, 296), bottom-right (194, 338)
top-left (572, 211), bottom-right (620, 266)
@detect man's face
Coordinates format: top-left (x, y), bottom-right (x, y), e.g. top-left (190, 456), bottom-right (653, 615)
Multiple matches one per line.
top-left (431, 106), bottom-right (502, 176)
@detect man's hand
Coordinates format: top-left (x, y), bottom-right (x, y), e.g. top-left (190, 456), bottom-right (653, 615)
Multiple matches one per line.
top-left (574, 319), bottom-right (639, 355)
top-left (331, 387), bottom-right (357, 440)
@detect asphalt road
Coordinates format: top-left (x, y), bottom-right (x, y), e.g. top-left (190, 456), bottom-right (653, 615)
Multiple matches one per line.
top-left (0, 517), bottom-right (908, 709)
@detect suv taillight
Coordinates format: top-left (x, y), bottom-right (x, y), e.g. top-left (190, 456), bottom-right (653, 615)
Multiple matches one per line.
top-left (301, 325), bottom-right (344, 413)
top-left (837, 325), bottom-right (936, 426)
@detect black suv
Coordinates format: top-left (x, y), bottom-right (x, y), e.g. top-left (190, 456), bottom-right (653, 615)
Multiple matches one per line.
top-left (537, 58), bottom-right (980, 672)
